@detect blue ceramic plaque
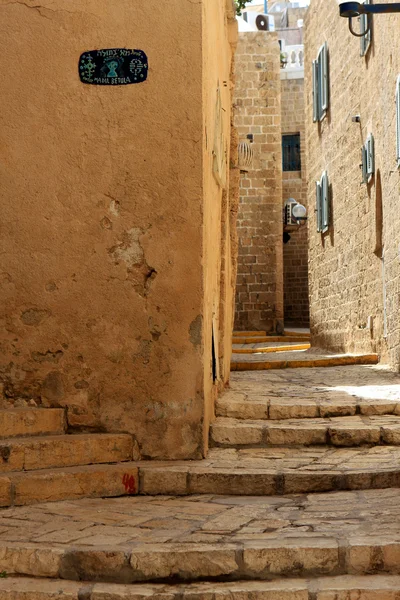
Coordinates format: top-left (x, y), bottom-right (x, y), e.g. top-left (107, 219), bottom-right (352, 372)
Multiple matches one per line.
top-left (79, 49), bottom-right (148, 85)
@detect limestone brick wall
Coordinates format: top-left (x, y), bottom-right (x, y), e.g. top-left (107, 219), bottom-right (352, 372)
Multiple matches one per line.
top-left (281, 76), bottom-right (309, 326)
top-left (0, 0), bottom-right (237, 459)
top-left (305, 0), bottom-right (400, 369)
top-left (234, 32), bottom-right (284, 333)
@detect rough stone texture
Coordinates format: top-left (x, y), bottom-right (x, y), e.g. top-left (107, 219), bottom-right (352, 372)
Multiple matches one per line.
top-left (0, 408), bottom-right (65, 439)
top-left (0, 433), bottom-right (133, 473)
top-left (281, 77), bottom-right (309, 326)
top-left (304, 1), bottom-right (400, 371)
top-left (0, 0), bottom-right (238, 460)
top-left (233, 32), bottom-right (284, 333)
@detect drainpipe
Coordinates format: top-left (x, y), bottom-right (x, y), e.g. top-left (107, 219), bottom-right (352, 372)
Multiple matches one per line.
top-left (264, 0), bottom-right (268, 12)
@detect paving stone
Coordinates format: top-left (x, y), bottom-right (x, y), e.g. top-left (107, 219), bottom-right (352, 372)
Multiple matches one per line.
top-left (0, 433), bottom-right (133, 473)
top-left (0, 408), bottom-right (65, 440)
top-left (0, 542), bottom-right (63, 578)
top-left (243, 538), bottom-right (339, 577)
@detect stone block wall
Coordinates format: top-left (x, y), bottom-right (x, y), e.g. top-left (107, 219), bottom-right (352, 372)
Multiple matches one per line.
top-left (0, 0), bottom-right (238, 459)
top-left (233, 32), bottom-right (284, 333)
top-left (305, 0), bottom-right (400, 368)
top-left (281, 76), bottom-right (309, 326)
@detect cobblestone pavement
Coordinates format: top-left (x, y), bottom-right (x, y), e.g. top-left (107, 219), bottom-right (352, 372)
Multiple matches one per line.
top-left (0, 487), bottom-right (399, 547)
top-left (229, 365), bottom-right (400, 401)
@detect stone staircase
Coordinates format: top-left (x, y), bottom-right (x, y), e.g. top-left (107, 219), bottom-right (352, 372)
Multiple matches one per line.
top-left (2, 359), bottom-right (400, 597)
top-left (0, 407), bottom-right (138, 507)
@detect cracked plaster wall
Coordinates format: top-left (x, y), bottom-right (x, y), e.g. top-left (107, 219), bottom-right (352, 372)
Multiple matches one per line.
top-left (0, 0), bottom-right (237, 458)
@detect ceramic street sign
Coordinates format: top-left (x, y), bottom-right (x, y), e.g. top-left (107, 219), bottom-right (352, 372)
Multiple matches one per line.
top-left (79, 49), bottom-right (148, 85)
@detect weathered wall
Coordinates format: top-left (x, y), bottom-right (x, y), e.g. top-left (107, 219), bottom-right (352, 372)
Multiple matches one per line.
top-left (202, 0), bottom-right (238, 452)
top-left (305, 0), bottom-right (400, 368)
top-left (233, 32), bottom-right (284, 332)
top-left (281, 76), bottom-right (309, 326)
top-left (0, 0), bottom-right (237, 459)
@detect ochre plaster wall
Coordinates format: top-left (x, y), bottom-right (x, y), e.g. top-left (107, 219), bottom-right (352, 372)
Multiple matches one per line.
top-left (305, 0), bottom-right (400, 368)
top-left (0, 0), bottom-right (237, 458)
top-left (233, 32), bottom-right (284, 333)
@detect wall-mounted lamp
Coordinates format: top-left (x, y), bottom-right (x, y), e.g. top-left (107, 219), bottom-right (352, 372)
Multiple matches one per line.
top-left (336, 1), bottom-right (400, 37)
top-left (283, 199), bottom-right (307, 227)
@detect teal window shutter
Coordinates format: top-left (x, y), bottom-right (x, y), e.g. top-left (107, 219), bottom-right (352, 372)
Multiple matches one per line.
top-left (360, 0), bottom-right (371, 57)
top-left (366, 134), bottom-right (375, 179)
top-left (312, 60), bottom-right (319, 123)
top-left (321, 171), bottom-right (329, 233)
top-left (396, 76), bottom-right (400, 168)
top-left (316, 180), bottom-right (322, 232)
top-left (320, 43), bottom-right (329, 116)
top-left (361, 145), bottom-right (368, 184)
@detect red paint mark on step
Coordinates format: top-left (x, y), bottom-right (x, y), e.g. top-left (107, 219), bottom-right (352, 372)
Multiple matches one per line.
top-left (122, 473), bottom-right (136, 494)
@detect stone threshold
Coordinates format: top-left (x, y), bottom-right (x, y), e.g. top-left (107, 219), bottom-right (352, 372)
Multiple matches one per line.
top-left (2, 574), bottom-right (400, 599)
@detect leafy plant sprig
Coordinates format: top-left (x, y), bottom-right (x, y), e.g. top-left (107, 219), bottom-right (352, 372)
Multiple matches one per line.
top-left (235, 0), bottom-right (247, 15)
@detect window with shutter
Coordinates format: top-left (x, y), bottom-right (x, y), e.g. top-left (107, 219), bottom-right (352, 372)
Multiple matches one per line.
top-left (319, 43), bottom-right (329, 117)
top-left (316, 180), bottom-right (322, 233)
top-left (282, 134), bottom-right (301, 171)
top-left (361, 145), bottom-right (368, 184)
top-left (313, 43), bottom-right (329, 122)
top-left (321, 171), bottom-right (329, 233)
top-left (396, 76), bottom-right (400, 168)
top-left (312, 60), bottom-right (318, 123)
top-left (366, 134), bottom-right (375, 179)
top-left (360, 0), bottom-right (372, 57)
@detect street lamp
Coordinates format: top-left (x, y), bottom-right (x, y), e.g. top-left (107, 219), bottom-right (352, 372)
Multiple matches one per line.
top-left (336, 1), bottom-right (400, 37)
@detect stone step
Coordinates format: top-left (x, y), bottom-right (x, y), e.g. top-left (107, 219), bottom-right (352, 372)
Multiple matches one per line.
top-left (233, 343), bottom-right (311, 354)
top-left (210, 415), bottom-right (400, 448)
top-left (1, 525), bottom-right (400, 584)
top-left (138, 446), bottom-right (400, 495)
top-left (0, 408), bottom-right (65, 439)
top-left (0, 487), bottom-right (399, 583)
top-left (232, 335), bottom-right (310, 344)
top-left (216, 392), bottom-right (400, 420)
top-left (0, 462), bottom-right (139, 506)
top-left (0, 433), bottom-right (134, 474)
top-left (231, 353), bottom-right (379, 371)
top-left (2, 575), bottom-right (400, 599)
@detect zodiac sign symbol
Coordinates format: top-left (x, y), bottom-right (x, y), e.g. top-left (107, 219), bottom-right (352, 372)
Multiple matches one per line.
top-left (80, 55), bottom-right (95, 80)
top-left (129, 58), bottom-right (145, 81)
top-left (106, 60), bottom-right (119, 78)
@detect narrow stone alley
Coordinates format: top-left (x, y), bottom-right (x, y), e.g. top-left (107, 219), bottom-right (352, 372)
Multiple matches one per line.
top-left (2, 335), bottom-right (400, 598)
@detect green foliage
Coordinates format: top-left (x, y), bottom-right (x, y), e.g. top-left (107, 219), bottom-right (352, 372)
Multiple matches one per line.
top-left (0, 572), bottom-right (7, 578)
top-left (235, 0), bottom-right (247, 15)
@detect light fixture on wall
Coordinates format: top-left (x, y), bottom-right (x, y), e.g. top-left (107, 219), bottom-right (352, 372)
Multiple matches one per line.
top-left (336, 1), bottom-right (400, 37)
top-left (283, 198), bottom-right (307, 227)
